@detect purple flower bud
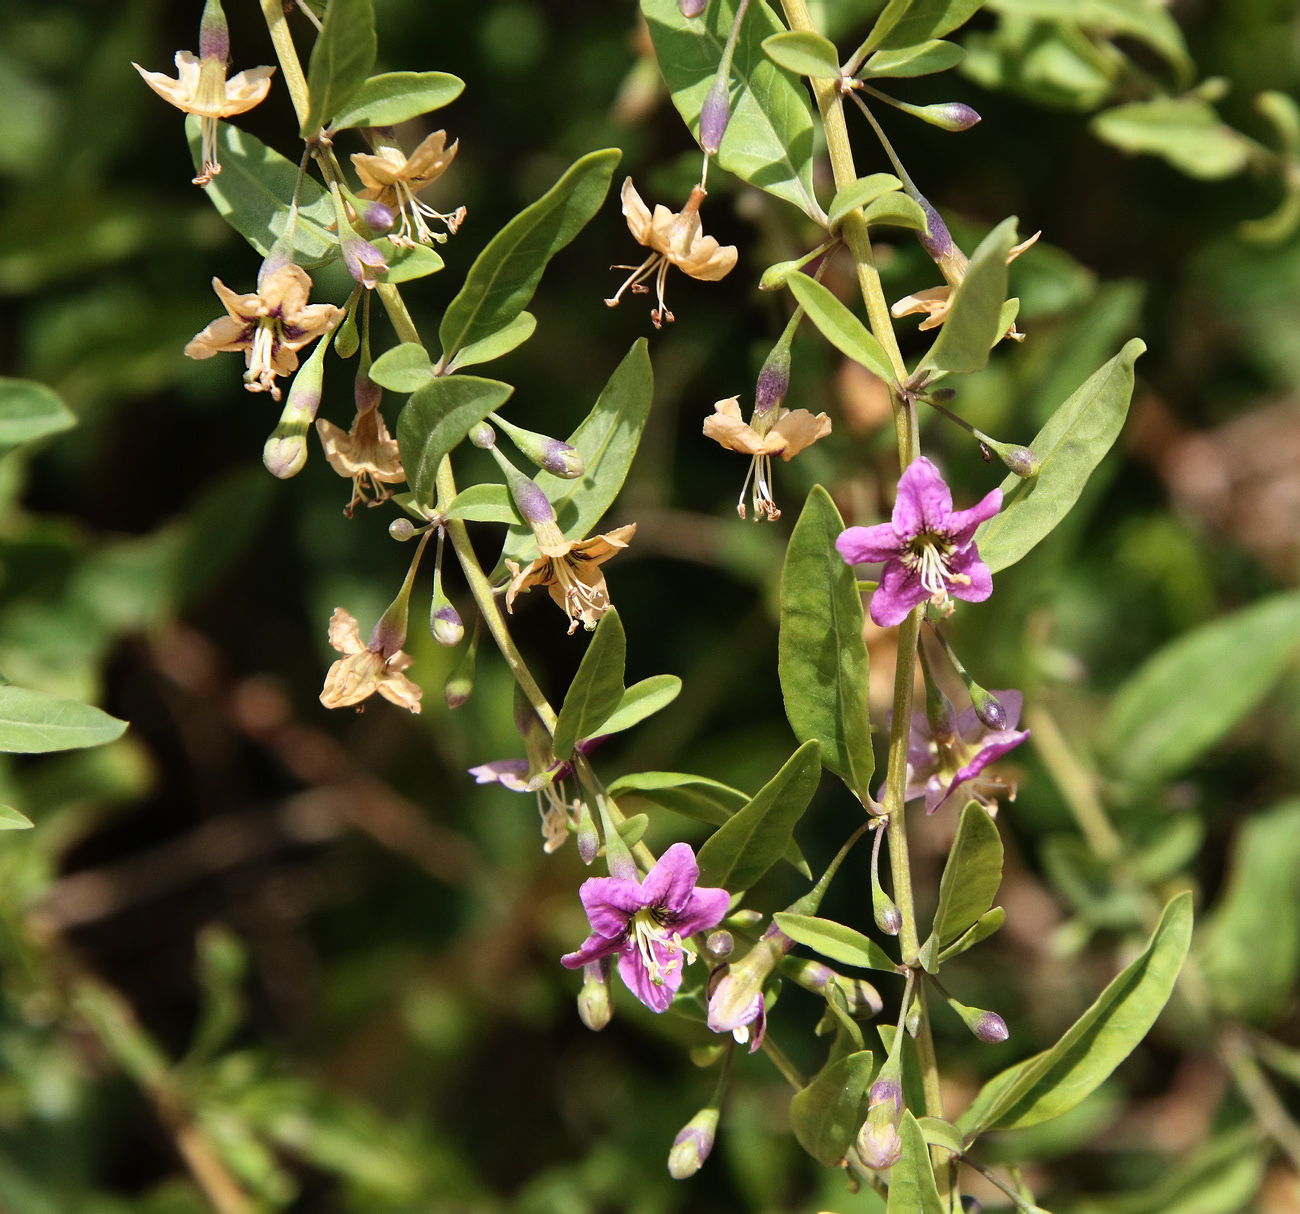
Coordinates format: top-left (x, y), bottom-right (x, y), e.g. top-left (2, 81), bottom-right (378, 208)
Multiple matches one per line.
top-left (576, 809), bottom-right (599, 865)
top-left (974, 1011), bottom-right (1009, 1043)
top-left (915, 196), bottom-right (956, 263)
top-left (389, 518), bottom-right (417, 541)
top-left (444, 671), bottom-right (473, 709)
top-left (915, 102), bottom-right (982, 132)
top-left (678, 0), bottom-right (707, 15)
top-left (755, 345), bottom-right (791, 417)
top-left (834, 975), bottom-right (884, 1017)
top-left (928, 388), bottom-right (956, 404)
top-left (875, 899), bottom-right (902, 936)
top-left (857, 1079), bottom-right (905, 1171)
top-left (199, 0), bottom-right (230, 62)
top-left (973, 691), bottom-right (1008, 732)
top-left (539, 439), bottom-right (586, 479)
top-left (700, 77), bottom-right (730, 156)
top-left (431, 601), bottom-right (464, 648)
top-left (364, 201), bottom-right (396, 234)
top-left (578, 959), bottom-right (612, 1031)
top-left (668, 1108), bottom-right (719, 1179)
top-left (354, 373), bottom-right (383, 415)
top-left (469, 422), bottom-right (495, 449)
top-left (1004, 447), bottom-right (1040, 478)
top-left (706, 930), bottom-right (733, 958)
top-left (343, 234), bottom-right (388, 289)
top-left (868, 1076), bottom-right (903, 1114)
top-left (512, 474), bottom-right (557, 529)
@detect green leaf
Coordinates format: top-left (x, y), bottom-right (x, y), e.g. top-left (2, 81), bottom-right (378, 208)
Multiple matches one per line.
top-left (186, 120), bottom-right (338, 266)
top-left (763, 31), bottom-right (842, 79)
top-left (1198, 800), bottom-right (1300, 1024)
top-left (697, 740), bottom-right (821, 892)
top-left (887, 1112), bottom-right (946, 1214)
top-left (642, 0), bottom-right (819, 219)
top-left (329, 70), bottom-right (464, 130)
top-left (826, 173), bottom-right (903, 232)
top-left (607, 771), bottom-right (747, 826)
top-left (773, 912), bottom-right (898, 973)
top-left (1101, 590), bottom-right (1300, 787)
top-left (376, 239), bottom-right (444, 284)
top-left (789, 1050), bottom-right (874, 1167)
top-left (779, 486), bottom-right (873, 798)
top-left (1092, 95), bottom-right (1251, 181)
top-left (960, 892), bottom-right (1192, 1135)
top-left (0, 378), bottom-right (76, 451)
top-left (787, 274), bottom-right (896, 383)
top-left (442, 484), bottom-right (521, 525)
top-left (917, 1117), bottom-right (965, 1155)
top-left (303, 0), bottom-right (377, 135)
top-left (369, 343), bottom-right (436, 393)
top-left (499, 340), bottom-right (653, 571)
top-left (589, 675), bottom-right (682, 739)
top-left (921, 801), bottom-right (1003, 970)
top-left (861, 39), bottom-right (966, 78)
top-left (439, 149), bottom-right (619, 363)
top-left (937, 907), bottom-right (1005, 963)
top-left (863, 191), bottom-right (930, 232)
top-left (447, 312), bottom-right (537, 372)
top-left (396, 376), bottom-right (514, 507)
top-left (0, 805), bottom-right (33, 830)
top-left (922, 217), bottom-right (1018, 374)
top-left (553, 609), bottom-right (627, 757)
top-left (0, 687), bottom-right (127, 753)
top-left (880, 0), bottom-right (984, 49)
top-left (976, 339), bottom-right (1144, 574)
top-left (617, 814), bottom-right (650, 847)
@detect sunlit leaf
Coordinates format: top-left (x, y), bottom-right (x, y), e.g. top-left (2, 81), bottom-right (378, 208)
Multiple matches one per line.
top-left (789, 1050), bottom-right (874, 1167)
top-left (589, 675), bottom-right (682, 739)
top-left (787, 274), bottom-right (896, 382)
top-left (303, 0), bottom-right (377, 135)
top-left (0, 378), bottom-right (76, 451)
top-left (763, 31), bottom-right (841, 79)
top-left (442, 483), bottom-right (520, 524)
top-left (370, 343), bottom-right (436, 393)
top-left (922, 217), bottom-right (1018, 374)
top-left (921, 801), bottom-right (1003, 970)
top-left (773, 912), bottom-right (898, 973)
top-left (826, 173), bottom-right (903, 232)
top-left (861, 39), bottom-right (965, 78)
top-left (447, 312), bottom-right (537, 372)
top-left (1092, 95), bottom-right (1251, 180)
top-left (330, 70), bottom-right (464, 130)
top-left (0, 687), bottom-right (127, 753)
top-left (553, 608), bottom-right (626, 757)
top-left (0, 805), bottom-right (33, 830)
top-left (886, 1113), bottom-right (946, 1214)
top-left (396, 376), bottom-right (513, 507)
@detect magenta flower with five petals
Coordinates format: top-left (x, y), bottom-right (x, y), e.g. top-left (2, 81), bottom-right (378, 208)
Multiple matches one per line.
top-left (561, 843), bottom-right (730, 1013)
top-left (836, 457), bottom-right (1002, 627)
top-left (898, 690), bottom-right (1030, 814)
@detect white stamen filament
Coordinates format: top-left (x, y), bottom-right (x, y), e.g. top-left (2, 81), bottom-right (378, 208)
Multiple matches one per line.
top-left (909, 533), bottom-right (971, 606)
top-left (244, 322), bottom-right (281, 398)
top-left (631, 907), bottom-right (695, 986)
top-left (736, 455), bottom-right (780, 522)
top-left (552, 555), bottom-right (608, 634)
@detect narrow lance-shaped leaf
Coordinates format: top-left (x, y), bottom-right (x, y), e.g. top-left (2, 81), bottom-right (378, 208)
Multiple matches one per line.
top-left (447, 312), bottom-right (537, 373)
top-left (302, 0), bottom-right (377, 135)
top-left (498, 339), bottom-right (653, 572)
top-left (886, 1112), bottom-right (946, 1214)
top-left (826, 173), bottom-right (903, 232)
top-left (330, 70), bottom-right (464, 131)
top-left (959, 891), bottom-right (1193, 1136)
top-left (0, 806), bottom-right (34, 830)
top-left (920, 800), bottom-right (1003, 971)
top-left (938, 907), bottom-right (1005, 964)
top-left (762, 31), bottom-right (842, 79)
top-left (880, 0), bottom-right (983, 49)
top-left (0, 378), bottom-right (76, 451)
top-left (552, 608), bottom-right (627, 757)
top-left (588, 675), bottom-right (681, 739)
top-left (976, 339), bottom-right (1145, 573)
top-left (396, 376), bottom-right (514, 508)
top-left (186, 121), bottom-right (337, 266)
top-left (0, 687), bottom-right (128, 753)
top-left (442, 484), bottom-right (520, 525)
top-left (773, 912), bottom-right (898, 973)
top-left (789, 1050), bottom-right (875, 1168)
top-left (922, 216), bottom-right (1018, 374)
top-left (439, 149), bottom-right (619, 363)
top-left (864, 192), bottom-right (930, 233)
top-left (861, 39), bottom-right (965, 79)
top-left (642, 0), bottom-right (820, 220)
top-left (787, 274), bottom-right (896, 383)
top-left (697, 739), bottom-right (821, 892)
top-left (1101, 590), bottom-right (1300, 788)
top-left (779, 486), bottom-right (874, 799)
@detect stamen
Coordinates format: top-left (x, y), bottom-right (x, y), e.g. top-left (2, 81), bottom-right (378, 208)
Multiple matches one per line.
top-left (606, 254), bottom-right (662, 308)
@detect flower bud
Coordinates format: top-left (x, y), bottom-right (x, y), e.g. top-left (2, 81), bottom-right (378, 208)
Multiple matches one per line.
top-left (263, 352), bottom-right (324, 479)
top-left (364, 201), bottom-right (396, 234)
top-left (1004, 447), bottom-right (1040, 478)
top-left (575, 802), bottom-right (599, 866)
top-left (903, 101), bottom-right (982, 132)
top-left (972, 688), bottom-right (1008, 732)
top-left (578, 959), bottom-right (612, 1031)
top-left (856, 1077), bottom-right (904, 1170)
top-left (491, 414), bottom-right (585, 479)
top-left (668, 1107), bottom-right (719, 1179)
top-left (679, 0), bottom-right (706, 16)
top-left (430, 599), bottom-right (464, 648)
top-left (707, 937), bottom-right (782, 1035)
top-left (833, 974), bottom-right (884, 1018)
top-left (199, 0), bottom-right (230, 63)
top-left (444, 664), bottom-right (474, 709)
top-left (706, 930), bottom-right (733, 959)
top-left (726, 909), bottom-right (763, 929)
top-left (973, 1011), bottom-right (1010, 1043)
top-left (494, 454), bottom-right (557, 531)
top-left (342, 232), bottom-right (388, 289)
top-left (700, 77), bottom-right (730, 156)
top-left (912, 191), bottom-right (957, 265)
top-left (874, 897), bottom-right (902, 936)
top-left (928, 387), bottom-right (956, 404)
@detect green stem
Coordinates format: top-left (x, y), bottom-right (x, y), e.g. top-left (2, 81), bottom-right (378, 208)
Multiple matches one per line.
top-left (760, 1032), bottom-right (806, 1091)
top-left (376, 284), bottom-right (422, 345)
top-left (259, 0), bottom-right (310, 128)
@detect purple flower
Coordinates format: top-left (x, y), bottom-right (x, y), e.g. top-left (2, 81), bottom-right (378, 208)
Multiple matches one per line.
top-left (836, 457), bottom-right (1002, 628)
top-left (895, 690), bottom-right (1030, 814)
top-left (562, 843), bottom-right (730, 1013)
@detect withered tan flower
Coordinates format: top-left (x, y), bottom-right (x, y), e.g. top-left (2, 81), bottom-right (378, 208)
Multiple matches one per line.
top-left (319, 607), bottom-right (422, 713)
top-left (891, 232), bottom-right (1039, 340)
top-left (703, 396), bottom-right (832, 522)
top-left (352, 132), bottom-right (466, 247)
top-left (316, 406), bottom-right (405, 517)
top-left (606, 178), bottom-right (737, 328)
top-left (133, 51), bottom-right (275, 186)
top-left (504, 524), bottom-right (636, 635)
top-left (185, 264), bottom-right (343, 401)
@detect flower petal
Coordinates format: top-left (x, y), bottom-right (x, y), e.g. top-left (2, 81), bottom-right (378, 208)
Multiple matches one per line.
top-left (771, 409), bottom-right (832, 461)
top-left (870, 559), bottom-right (926, 628)
top-left (892, 457), bottom-right (953, 536)
top-left (468, 758), bottom-right (531, 788)
top-left (945, 488), bottom-right (1003, 546)
top-left (672, 885), bottom-right (731, 938)
top-left (836, 522), bottom-right (904, 566)
top-left (640, 842), bottom-right (701, 913)
top-left (578, 875), bottom-right (648, 937)
top-left (618, 943), bottom-right (680, 1012)
top-left (561, 932), bottom-right (625, 970)
top-left (947, 548), bottom-right (993, 603)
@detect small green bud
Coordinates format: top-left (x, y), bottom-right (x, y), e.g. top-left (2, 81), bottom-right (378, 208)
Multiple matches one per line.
top-left (706, 930), bottom-right (734, 959)
top-left (578, 960), bottom-right (612, 1031)
top-left (492, 413), bottom-right (585, 479)
top-left (668, 1107), bottom-right (719, 1179)
top-left (389, 518), bottom-right (418, 541)
top-left (469, 421), bottom-right (496, 449)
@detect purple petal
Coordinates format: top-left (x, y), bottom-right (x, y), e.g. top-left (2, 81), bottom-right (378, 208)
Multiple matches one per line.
top-left (578, 875), bottom-right (648, 937)
top-left (469, 758), bottom-right (530, 787)
top-left (670, 885), bottom-right (731, 938)
top-left (640, 842), bottom-right (701, 914)
top-left (950, 729), bottom-right (1030, 788)
top-left (948, 549), bottom-right (993, 604)
top-left (892, 458), bottom-right (953, 537)
top-left (945, 487), bottom-right (1002, 545)
top-left (836, 522), bottom-right (904, 566)
top-left (618, 942), bottom-right (681, 1012)
top-left (870, 560), bottom-right (926, 627)
top-left (561, 932), bottom-right (625, 969)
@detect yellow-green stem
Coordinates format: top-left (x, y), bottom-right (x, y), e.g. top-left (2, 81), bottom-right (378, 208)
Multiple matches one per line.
top-left (259, 0), bottom-right (310, 128)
